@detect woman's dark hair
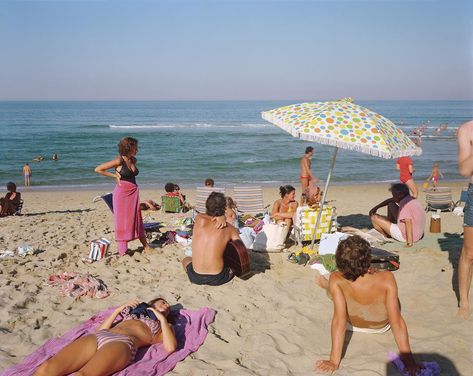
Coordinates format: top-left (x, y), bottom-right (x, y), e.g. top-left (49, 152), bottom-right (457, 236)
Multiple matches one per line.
top-left (148, 297), bottom-right (167, 306)
top-left (305, 146), bottom-right (314, 154)
top-left (6, 182), bottom-right (16, 192)
top-left (118, 137), bottom-right (138, 157)
top-left (279, 185), bottom-right (295, 198)
top-left (206, 192), bottom-right (226, 216)
top-left (335, 235), bottom-right (371, 281)
top-left (165, 182), bottom-right (176, 193)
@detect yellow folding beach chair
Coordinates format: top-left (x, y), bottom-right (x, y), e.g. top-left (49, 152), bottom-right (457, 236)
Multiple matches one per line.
top-left (293, 205), bottom-right (338, 246)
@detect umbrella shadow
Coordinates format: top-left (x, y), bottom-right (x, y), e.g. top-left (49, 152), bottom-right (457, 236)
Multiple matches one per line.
top-left (337, 213), bottom-right (371, 229)
top-left (386, 352), bottom-right (460, 375)
top-left (437, 232), bottom-right (463, 304)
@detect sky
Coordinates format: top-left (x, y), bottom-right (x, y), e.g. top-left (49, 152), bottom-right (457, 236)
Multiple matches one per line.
top-left (0, 0), bottom-right (472, 100)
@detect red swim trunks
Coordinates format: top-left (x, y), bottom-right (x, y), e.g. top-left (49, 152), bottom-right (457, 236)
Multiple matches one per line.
top-left (397, 157), bottom-right (413, 183)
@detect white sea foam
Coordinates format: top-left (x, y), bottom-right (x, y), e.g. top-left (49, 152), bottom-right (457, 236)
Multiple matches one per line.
top-left (108, 122), bottom-right (269, 129)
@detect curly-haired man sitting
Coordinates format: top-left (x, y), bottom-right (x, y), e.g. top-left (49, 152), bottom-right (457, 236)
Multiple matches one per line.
top-left (315, 235), bottom-right (421, 375)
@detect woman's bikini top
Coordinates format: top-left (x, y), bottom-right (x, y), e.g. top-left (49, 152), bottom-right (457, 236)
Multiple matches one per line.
top-left (117, 156), bottom-right (139, 184)
top-left (120, 306), bottom-right (161, 337)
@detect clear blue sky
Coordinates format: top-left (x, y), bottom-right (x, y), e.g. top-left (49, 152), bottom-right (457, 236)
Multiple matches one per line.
top-left (0, 0), bottom-right (472, 100)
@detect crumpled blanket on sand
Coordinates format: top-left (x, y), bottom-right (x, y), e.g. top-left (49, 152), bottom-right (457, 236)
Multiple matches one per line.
top-left (0, 306), bottom-right (216, 376)
top-left (342, 226), bottom-right (393, 246)
top-left (47, 272), bottom-right (109, 299)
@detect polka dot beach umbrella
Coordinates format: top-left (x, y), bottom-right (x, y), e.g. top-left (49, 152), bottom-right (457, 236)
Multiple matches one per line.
top-left (261, 97), bottom-right (422, 248)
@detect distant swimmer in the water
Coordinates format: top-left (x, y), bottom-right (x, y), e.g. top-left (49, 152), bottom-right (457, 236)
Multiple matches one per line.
top-left (33, 156), bottom-right (44, 162)
top-left (52, 153), bottom-right (59, 161)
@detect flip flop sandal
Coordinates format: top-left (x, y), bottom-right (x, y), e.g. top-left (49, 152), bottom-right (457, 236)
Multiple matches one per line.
top-left (287, 252), bottom-right (298, 264)
top-left (298, 252), bottom-right (310, 266)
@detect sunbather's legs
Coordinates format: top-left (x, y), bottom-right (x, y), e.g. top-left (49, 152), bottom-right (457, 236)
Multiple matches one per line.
top-left (33, 334), bottom-right (97, 376)
top-left (76, 341), bottom-right (132, 376)
top-left (370, 214), bottom-right (392, 237)
top-left (405, 179), bottom-right (418, 198)
top-left (182, 256), bottom-right (192, 270)
top-left (458, 226), bottom-right (473, 319)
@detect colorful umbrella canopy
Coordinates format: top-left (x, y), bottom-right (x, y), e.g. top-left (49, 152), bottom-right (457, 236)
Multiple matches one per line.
top-left (261, 98), bottom-right (421, 159)
top-left (262, 98), bottom-right (422, 248)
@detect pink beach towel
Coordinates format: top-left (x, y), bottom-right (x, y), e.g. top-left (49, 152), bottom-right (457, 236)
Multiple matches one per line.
top-left (1, 307), bottom-right (216, 376)
top-left (113, 181), bottom-right (145, 243)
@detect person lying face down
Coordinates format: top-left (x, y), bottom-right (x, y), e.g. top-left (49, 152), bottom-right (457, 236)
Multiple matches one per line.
top-left (181, 192), bottom-right (242, 286)
top-left (33, 297), bottom-right (177, 376)
top-left (315, 236), bottom-right (421, 375)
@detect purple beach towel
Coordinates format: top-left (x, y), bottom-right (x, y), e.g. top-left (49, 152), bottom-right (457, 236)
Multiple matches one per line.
top-left (1, 307), bottom-right (216, 376)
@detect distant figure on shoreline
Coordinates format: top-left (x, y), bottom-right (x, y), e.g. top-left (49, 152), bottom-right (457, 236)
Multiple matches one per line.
top-left (314, 236), bottom-right (421, 375)
top-left (427, 161), bottom-right (444, 189)
top-left (23, 163), bottom-right (31, 186)
top-left (369, 183), bottom-right (425, 248)
top-left (52, 153), bottom-right (59, 161)
top-left (457, 119), bottom-right (473, 319)
top-left (300, 146), bottom-right (318, 204)
top-left (94, 136), bottom-right (154, 255)
top-left (182, 192), bottom-right (241, 286)
top-left (204, 178), bottom-right (214, 187)
top-left (396, 156), bottom-right (417, 198)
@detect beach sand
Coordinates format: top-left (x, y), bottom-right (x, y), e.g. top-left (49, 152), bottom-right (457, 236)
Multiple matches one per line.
top-left (1, 182), bottom-right (472, 375)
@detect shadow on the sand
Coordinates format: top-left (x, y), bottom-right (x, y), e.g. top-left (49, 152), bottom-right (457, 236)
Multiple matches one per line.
top-left (437, 232), bottom-right (463, 304)
top-left (337, 213), bottom-right (371, 229)
top-left (386, 352), bottom-right (460, 375)
top-left (240, 250), bottom-right (271, 280)
top-left (26, 208), bottom-right (94, 216)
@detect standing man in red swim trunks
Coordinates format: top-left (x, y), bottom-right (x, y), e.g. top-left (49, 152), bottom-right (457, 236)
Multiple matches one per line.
top-left (300, 146), bottom-right (318, 204)
top-left (396, 156), bottom-right (418, 198)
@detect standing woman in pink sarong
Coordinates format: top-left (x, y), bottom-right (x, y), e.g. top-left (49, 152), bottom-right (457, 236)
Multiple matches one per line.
top-left (95, 137), bottom-right (154, 255)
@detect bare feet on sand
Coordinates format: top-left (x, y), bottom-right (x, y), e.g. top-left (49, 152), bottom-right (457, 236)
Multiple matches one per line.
top-left (315, 274), bottom-right (329, 290)
top-left (457, 305), bottom-right (471, 320)
top-left (144, 246), bottom-right (156, 254)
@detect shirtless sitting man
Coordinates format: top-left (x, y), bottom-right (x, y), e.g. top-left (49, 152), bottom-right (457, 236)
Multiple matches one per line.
top-left (315, 235), bottom-right (421, 375)
top-left (182, 192), bottom-right (241, 286)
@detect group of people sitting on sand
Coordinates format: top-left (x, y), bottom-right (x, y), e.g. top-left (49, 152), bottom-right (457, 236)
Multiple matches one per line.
top-left (26, 137), bottom-right (431, 375)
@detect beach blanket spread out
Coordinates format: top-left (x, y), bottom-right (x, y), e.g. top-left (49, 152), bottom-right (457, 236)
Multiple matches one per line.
top-left (1, 306), bottom-right (216, 376)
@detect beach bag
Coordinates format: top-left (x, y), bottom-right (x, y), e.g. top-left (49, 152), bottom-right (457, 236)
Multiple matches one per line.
top-left (88, 238), bottom-right (110, 261)
top-left (253, 223), bottom-right (289, 252)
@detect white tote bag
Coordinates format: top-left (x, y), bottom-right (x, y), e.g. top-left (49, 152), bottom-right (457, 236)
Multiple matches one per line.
top-left (253, 223), bottom-right (289, 252)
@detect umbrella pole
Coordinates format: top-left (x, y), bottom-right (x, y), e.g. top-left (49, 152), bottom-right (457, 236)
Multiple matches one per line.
top-left (310, 147), bottom-right (338, 249)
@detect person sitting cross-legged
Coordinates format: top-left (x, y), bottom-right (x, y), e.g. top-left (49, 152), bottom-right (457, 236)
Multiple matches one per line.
top-left (369, 183), bottom-right (425, 248)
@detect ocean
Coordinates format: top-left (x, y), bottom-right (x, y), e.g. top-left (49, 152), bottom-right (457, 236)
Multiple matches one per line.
top-left (0, 100), bottom-right (471, 189)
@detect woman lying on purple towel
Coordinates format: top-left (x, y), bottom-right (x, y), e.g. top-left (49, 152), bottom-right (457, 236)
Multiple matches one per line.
top-left (33, 298), bottom-right (177, 376)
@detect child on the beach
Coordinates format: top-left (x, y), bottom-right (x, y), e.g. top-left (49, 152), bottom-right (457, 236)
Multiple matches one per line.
top-left (396, 156), bottom-right (418, 198)
top-left (427, 161), bottom-right (444, 189)
top-left (315, 235), bottom-right (421, 375)
top-left (225, 196), bottom-right (238, 227)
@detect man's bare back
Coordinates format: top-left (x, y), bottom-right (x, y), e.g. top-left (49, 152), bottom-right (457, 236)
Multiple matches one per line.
top-left (329, 270), bottom-right (391, 329)
top-left (458, 120), bottom-right (473, 184)
top-left (191, 214), bottom-right (240, 274)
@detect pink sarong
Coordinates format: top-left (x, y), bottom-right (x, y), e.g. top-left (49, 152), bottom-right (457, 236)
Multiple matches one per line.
top-left (113, 181), bottom-right (145, 255)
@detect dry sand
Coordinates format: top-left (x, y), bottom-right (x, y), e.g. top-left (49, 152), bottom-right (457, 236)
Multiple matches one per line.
top-left (0, 182), bottom-right (472, 375)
